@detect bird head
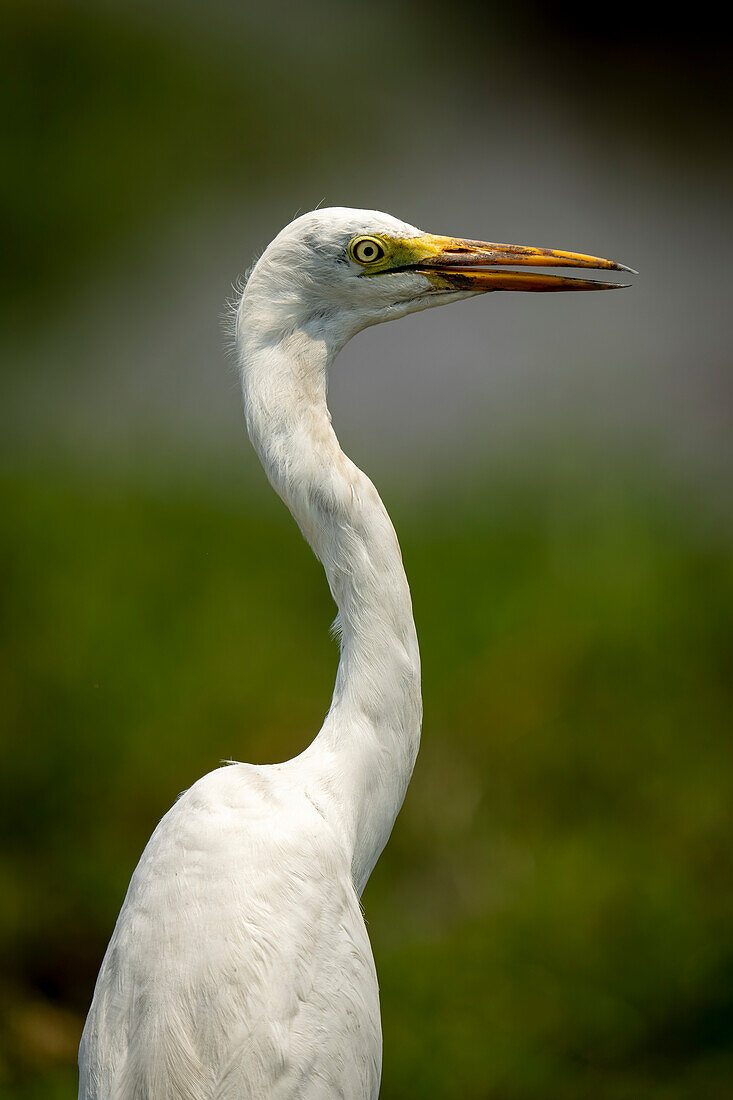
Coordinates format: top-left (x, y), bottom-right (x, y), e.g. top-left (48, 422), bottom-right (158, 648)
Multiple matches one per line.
top-left (240, 207), bottom-right (634, 347)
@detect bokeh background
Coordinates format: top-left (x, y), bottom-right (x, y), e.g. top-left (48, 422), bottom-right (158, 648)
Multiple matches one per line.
top-left (2, 2), bottom-right (732, 1097)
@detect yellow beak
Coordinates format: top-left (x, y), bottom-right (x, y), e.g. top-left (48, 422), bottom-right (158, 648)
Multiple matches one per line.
top-left (410, 235), bottom-right (636, 292)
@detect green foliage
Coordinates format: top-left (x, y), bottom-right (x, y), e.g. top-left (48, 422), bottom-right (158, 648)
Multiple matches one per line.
top-left (0, 462), bottom-right (730, 1096)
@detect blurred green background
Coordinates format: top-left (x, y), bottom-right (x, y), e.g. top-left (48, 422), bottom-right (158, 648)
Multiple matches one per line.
top-left (1, 2), bottom-right (732, 1097)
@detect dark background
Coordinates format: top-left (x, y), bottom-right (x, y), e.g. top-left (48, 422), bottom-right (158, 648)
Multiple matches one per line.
top-left (1, 2), bottom-right (731, 1096)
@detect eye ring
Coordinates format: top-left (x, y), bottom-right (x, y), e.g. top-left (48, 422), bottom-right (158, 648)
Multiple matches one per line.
top-left (348, 236), bottom-right (386, 266)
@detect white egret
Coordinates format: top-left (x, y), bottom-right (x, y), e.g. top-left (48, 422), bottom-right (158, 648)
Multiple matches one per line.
top-left (79, 208), bottom-right (632, 1099)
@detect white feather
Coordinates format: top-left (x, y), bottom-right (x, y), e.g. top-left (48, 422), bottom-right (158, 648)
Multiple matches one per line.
top-left (79, 208), bottom-right (463, 1098)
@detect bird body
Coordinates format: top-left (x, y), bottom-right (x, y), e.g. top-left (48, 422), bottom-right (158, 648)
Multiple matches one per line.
top-left (80, 208), bottom-right (630, 1098)
top-left (80, 764), bottom-right (382, 1098)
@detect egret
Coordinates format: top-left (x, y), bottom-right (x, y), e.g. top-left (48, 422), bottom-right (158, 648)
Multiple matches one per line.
top-left (79, 208), bottom-right (632, 1099)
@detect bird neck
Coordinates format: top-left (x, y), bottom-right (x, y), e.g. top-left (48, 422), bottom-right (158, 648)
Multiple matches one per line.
top-left (238, 318), bottom-right (422, 894)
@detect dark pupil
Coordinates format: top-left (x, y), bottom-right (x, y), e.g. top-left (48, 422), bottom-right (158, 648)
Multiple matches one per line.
top-left (363, 245), bottom-right (375, 258)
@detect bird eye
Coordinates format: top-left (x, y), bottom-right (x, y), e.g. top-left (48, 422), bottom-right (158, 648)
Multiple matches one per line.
top-left (349, 237), bottom-right (386, 265)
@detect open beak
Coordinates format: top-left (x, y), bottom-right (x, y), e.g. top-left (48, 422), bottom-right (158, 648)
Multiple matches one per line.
top-left (413, 235), bottom-right (636, 292)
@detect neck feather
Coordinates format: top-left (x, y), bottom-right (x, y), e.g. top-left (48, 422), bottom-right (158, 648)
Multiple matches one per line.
top-left (238, 315), bottom-right (421, 893)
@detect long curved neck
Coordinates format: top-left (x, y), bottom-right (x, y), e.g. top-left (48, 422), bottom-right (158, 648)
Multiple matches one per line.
top-left (238, 316), bottom-right (421, 894)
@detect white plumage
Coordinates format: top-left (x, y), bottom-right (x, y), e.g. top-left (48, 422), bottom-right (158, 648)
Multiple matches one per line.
top-left (79, 208), bottom-right (630, 1098)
